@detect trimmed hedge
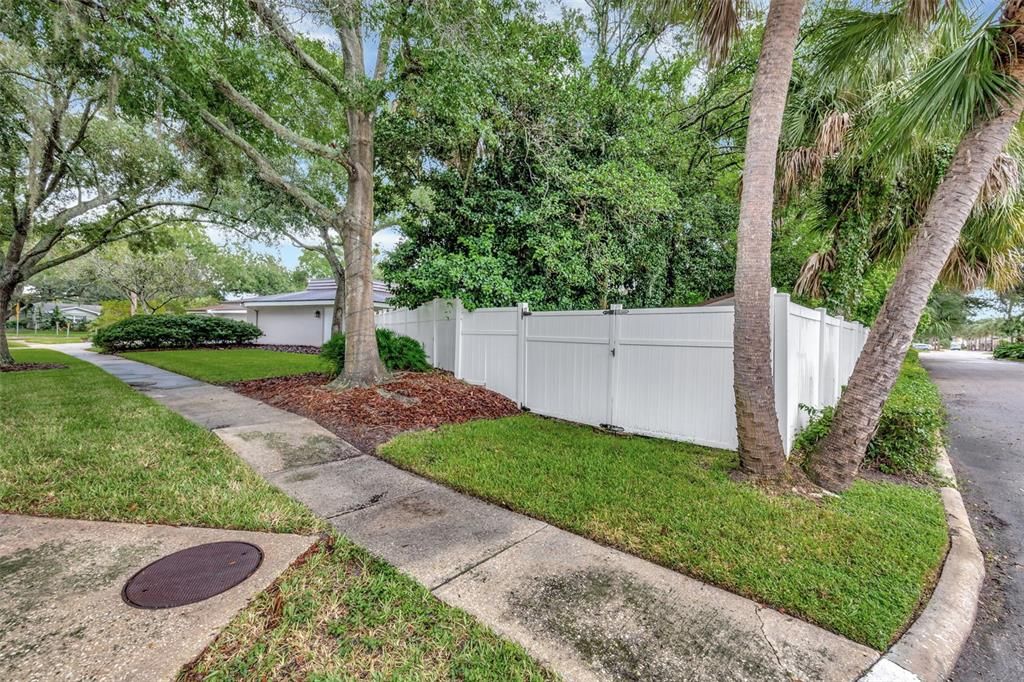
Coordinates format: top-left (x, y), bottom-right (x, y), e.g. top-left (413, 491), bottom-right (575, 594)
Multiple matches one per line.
top-left (795, 350), bottom-right (946, 476)
top-left (93, 315), bottom-right (262, 352)
top-left (321, 328), bottom-right (430, 375)
top-left (994, 341), bottom-right (1024, 359)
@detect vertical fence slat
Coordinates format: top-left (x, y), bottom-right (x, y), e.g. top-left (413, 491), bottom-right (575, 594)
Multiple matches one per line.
top-left (773, 292), bottom-right (792, 454)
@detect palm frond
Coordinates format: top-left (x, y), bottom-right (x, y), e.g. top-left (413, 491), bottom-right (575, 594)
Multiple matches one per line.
top-left (815, 110), bottom-right (851, 158)
top-left (988, 249), bottom-right (1024, 292)
top-left (811, 9), bottom-right (920, 88)
top-left (778, 146), bottom-right (822, 202)
top-left (902, 0), bottom-right (942, 29)
top-left (651, 0), bottom-right (745, 64)
top-left (940, 244), bottom-right (989, 291)
top-left (696, 0), bottom-right (743, 64)
top-left (795, 249), bottom-right (835, 298)
top-left (869, 21), bottom-right (1024, 158)
top-left (977, 152), bottom-right (1021, 211)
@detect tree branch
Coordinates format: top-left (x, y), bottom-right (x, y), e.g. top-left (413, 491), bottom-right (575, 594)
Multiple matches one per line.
top-left (246, 0), bottom-right (349, 100)
top-left (213, 76), bottom-right (354, 174)
top-left (160, 74), bottom-right (339, 226)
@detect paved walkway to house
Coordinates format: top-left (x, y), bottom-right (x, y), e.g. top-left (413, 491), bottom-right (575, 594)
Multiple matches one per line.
top-left (48, 344), bottom-right (880, 681)
top-left (0, 512), bottom-right (315, 681)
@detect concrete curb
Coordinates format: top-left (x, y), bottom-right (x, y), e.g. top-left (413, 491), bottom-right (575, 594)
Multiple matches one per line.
top-left (859, 448), bottom-right (984, 682)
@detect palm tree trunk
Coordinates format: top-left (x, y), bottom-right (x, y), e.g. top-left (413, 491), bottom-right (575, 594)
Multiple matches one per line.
top-left (732, 0), bottom-right (805, 477)
top-left (810, 89), bottom-right (1024, 492)
top-left (329, 108), bottom-right (385, 388)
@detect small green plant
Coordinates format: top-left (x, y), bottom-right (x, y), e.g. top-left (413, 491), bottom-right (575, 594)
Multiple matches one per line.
top-left (93, 315), bottom-right (261, 351)
top-left (795, 350), bottom-right (946, 476)
top-left (321, 328), bottom-right (430, 375)
top-left (994, 341), bottom-right (1024, 359)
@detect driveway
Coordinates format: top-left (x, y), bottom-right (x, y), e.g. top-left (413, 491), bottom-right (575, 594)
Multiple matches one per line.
top-left (919, 350), bottom-right (1024, 681)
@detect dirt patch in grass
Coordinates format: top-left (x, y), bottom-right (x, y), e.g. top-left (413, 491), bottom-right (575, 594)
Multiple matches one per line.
top-left (230, 371), bottom-right (520, 453)
top-left (0, 362), bottom-right (67, 372)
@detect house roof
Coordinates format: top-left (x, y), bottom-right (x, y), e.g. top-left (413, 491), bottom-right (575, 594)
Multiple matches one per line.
top-left (38, 301), bottom-right (102, 315)
top-left (187, 300), bottom-right (248, 313)
top-left (243, 279), bottom-right (393, 307)
top-left (695, 293), bottom-right (734, 307)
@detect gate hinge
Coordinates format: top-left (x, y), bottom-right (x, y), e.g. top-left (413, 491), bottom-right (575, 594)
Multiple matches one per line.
top-left (521, 310), bottom-right (532, 317)
top-left (602, 308), bottom-right (628, 315)
top-left (521, 405), bottom-right (531, 412)
top-left (600, 423), bottom-right (624, 433)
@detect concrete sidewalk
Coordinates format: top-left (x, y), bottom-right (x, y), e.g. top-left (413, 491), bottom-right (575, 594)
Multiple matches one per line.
top-left (50, 344), bottom-right (880, 681)
top-left (0, 513), bottom-right (315, 682)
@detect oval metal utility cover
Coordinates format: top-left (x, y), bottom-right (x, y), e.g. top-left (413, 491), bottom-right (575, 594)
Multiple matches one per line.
top-left (122, 541), bottom-right (263, 609)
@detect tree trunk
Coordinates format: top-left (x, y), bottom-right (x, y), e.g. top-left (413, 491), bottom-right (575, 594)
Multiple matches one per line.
top-left (331, 271), bottom-right (345, 336)
top-left (0, 283), bottom-right (16, 366)
top-left (732, 0), bottom-right (805, 477)
top-left (329, 108), bottom-right (384, 388)
top-left (810, 89), bottom-right (1024, 492)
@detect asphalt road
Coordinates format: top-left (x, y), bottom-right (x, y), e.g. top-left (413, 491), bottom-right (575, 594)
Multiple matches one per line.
top-left (919, 351), bottom-right (1024, 681)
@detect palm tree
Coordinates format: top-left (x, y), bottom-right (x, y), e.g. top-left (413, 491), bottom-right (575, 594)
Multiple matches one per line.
top-left (778, 11), bottom-right (1024, 318)
top-left (730, 0), bottom-right (806, 477)
top-left (651, 0), bottom-right (805, 477)
top-left (810, 1), bottom-right (1024, 491)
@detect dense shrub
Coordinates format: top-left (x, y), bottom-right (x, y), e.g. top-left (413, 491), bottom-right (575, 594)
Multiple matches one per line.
top-left (994, 341), bottom-right (1024, 359)
top-left (794, 350), bottom-right (946, 476)
top-left (321, 328), bottom-right (430, 375)
top-left (93, 315), bottom-right (261, 351)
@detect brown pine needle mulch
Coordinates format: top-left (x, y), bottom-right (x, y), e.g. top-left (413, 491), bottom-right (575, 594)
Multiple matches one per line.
top-left (230, 371), bottom-right (520, 453)
top-left (0, 362), bottom-right (67, 373)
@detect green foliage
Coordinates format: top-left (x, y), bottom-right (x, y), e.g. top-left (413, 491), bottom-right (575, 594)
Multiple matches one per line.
top-left (994, 341), bottom-right (1024, 359)
top-left (321, 329), bottom-right (430, 375)
top-left (93, 315), bottom-right (261, 352)
top-left (795, 351), bottom-right (946, 475)
top-left (379, 25), bottom-right (756, 311)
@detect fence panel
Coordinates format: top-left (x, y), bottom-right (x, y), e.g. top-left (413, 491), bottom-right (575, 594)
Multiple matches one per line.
top-left (611, 307), bottom-right (737, 449)
top-left (524, 311), bottom-right (612, 428)
top-left (460, 307), bottom-right (520, 401)
top-left (377, 299), bottom-right (459, 372)
top-left (378, 294), bottom-right (869, 456)
top-left (837, 320), bottom-right (864, 384)
top-left (785, 304), bottom-right (823, 444)
top-left (819, 315), bottom-right (841, 406)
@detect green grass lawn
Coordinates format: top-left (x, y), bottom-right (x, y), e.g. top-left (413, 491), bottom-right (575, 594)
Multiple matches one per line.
top-left (7, 329), bottom-right (90, 344)
top-left (1, 350), bottom-right (552, 680)
top-left (380, 414), bottom-right (949, 650)
top-left (121, 348), bottom-right (328, 383)
top-left (1, 349), bottom-right (317, 531)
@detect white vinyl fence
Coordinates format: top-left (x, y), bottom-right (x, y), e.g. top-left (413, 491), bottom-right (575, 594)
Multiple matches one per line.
top-left (377, 292), bottom-right (868, 453)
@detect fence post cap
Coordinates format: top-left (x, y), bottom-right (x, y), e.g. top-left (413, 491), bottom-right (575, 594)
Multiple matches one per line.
top-left (610, 303), bottom-right (623, 310)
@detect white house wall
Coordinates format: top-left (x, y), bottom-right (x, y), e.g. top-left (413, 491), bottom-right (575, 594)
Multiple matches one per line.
top-left (247, 307), bottom-right (330, 347)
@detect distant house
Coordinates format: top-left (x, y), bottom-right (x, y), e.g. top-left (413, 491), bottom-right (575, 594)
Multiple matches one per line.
top-left (242, 279), bottom-right (393, 347)
top-left (187, 300), bottom-right (249, 322)
top-left (32, 302), bottom-right (102, 326)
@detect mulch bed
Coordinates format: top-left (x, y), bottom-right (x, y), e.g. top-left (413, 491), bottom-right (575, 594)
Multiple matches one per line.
top-left (230, 371), bottom-right (520, 453)
top-left (0, 362), bottom-right (67, 373)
